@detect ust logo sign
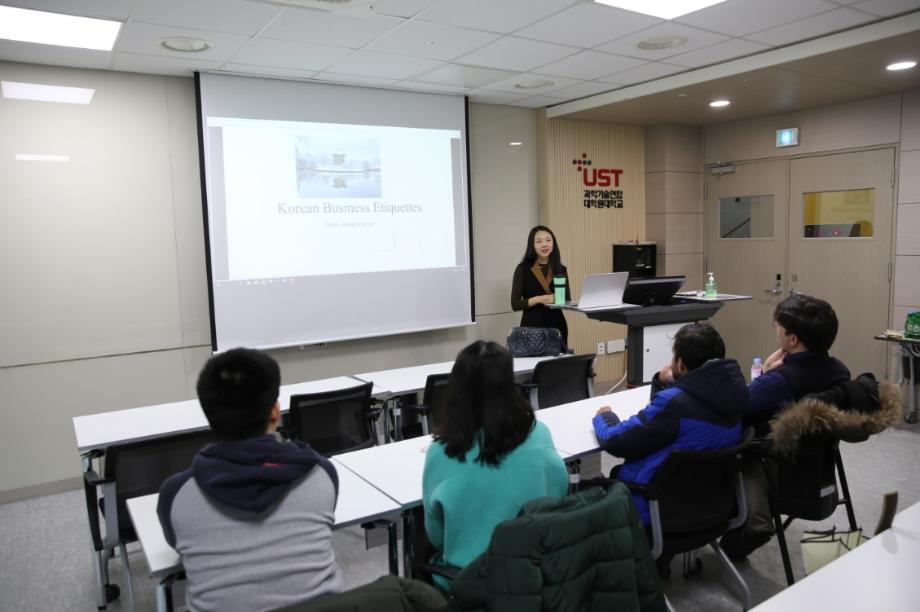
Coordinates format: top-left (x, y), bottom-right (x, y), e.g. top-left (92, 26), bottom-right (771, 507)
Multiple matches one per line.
top-left (572, 153), bottom-right (624, 210)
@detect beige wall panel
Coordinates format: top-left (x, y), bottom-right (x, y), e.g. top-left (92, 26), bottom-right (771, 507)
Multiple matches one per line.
top-left (659, 253), bottom-right (704, 291)
top-left (645, 173), bottom-right (666, 214)
top-left (645, 125), bottom-right (667, 173)
top-left (663, 172), bottom-right (703, 214)
top-left (539, 118), bottom-right (644, 381)
top-left (898, 150), bottom-right (920, 205)
top-left (663, 125), bottom-right (702, 172)
top-left (662, 213), bottom-right (704, 254)
top-left (901, 90), bottom-right (920, 151)
top-left (704, 94), bottom-right (901, 164)
top-left (645, 213), bottom-right (667, 250)
top-left (894, 255), bottom-right (920, 307)
top-left (897, 203), bottom-right (920, 255)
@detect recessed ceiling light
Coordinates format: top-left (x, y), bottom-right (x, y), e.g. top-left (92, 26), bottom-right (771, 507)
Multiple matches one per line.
top-left (160, 37), bottom-right (211, 53)
top-left (676, 92), bottom-right (688, 98)
top-left (509, 141), bottom-right (523, 147)
top-left (15, 154), bottom-right (70, 162)
top-left (886, 60), bottom-right (917, 71)
top-left (636, 36), bottom-right (687, 51)
top-left (0, 5), bottom-right (121, 51)
top-left (593, 0), bottom-right (727, 20)
top-left (709, 99), bottom-right (730, 108)
top-left (514, 79), bottom-right (554, 90)
top-left (1, 81), bottom-right (95, 104)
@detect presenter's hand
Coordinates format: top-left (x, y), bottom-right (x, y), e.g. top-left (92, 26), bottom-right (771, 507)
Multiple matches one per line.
top-left (530, 294), bottom-right (555, 307)
top-left (596, 406), bottom-right (613, 416)
top-left (764, 349), bottom-right (786, 372)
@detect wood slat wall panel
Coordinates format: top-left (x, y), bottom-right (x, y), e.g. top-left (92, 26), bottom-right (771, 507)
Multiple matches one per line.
top-left (538, 114), bottom-right (645, 383)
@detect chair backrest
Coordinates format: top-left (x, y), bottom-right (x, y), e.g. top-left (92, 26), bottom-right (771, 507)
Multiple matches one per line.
top-left (530, 354), bottom-right (595, 410)
top-left (650, 428), bottom-right (753, 539)
top-left (105, 428), bottom-right (214, 535)
top-left (288, 381), bottom-right (375, 456)
top-left (775, 434), bottom-right (840, 520)
top-left (422, 373), bottom-right (451, 431)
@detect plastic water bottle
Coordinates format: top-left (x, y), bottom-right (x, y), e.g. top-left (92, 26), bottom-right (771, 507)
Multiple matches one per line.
top-left (553, 276), bottom-right (567, 305)
top-left (751, 357), bottom-right (763, 381)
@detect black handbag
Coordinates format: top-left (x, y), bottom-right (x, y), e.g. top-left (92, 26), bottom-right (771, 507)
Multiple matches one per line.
top-left (507, 327), bottom-right (565, 357)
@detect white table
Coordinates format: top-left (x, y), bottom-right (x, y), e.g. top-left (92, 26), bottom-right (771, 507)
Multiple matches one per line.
top-left (535, 386), bottom-right (650, 458)
top-left (892, 499), bottom-right (920, 537)
top-left (334, 434), bottom-right (433, 508)
top-left (749, 526), bottom-right (920, 611)
top-left (127, 458), bottom-right (403, 611)
top-left (73, 376), bottom-right (363, 453)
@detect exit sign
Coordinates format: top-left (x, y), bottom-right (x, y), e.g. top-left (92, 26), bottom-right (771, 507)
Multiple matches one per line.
top-left (776, 127), bottom-right (799, 148)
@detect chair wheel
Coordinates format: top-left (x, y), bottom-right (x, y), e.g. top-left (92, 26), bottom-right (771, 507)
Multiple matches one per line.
top-left (684, 558), bottom-right (703, 578)
top-left (906, 413), bottom-right (918, 424)
top-left (105, 583), bottom-right (121, 603)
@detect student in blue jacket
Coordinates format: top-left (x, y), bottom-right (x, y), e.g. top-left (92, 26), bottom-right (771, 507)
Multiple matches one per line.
top-left (592, 322), bottom-right (749, 527)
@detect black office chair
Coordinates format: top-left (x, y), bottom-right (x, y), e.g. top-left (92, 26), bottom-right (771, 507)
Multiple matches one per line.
top-left (285, 381), bottom-right (377, 456)
top-left (759, 433), bottom-right (860, 586)
top-left (523, 353), bottom-right (596, 410)
top-left (401, 373), bottom-right (451, 437)
top-left (82, 429), bottom-right (213, 610)
top-left (627, 428), bottom-right (755, 611)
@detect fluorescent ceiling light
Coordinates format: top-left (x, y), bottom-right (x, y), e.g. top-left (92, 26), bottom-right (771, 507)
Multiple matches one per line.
top-left (2, 81), bottom-right (95, 104)
top-left (15, 154), bottom-right (70, 162)
top-left (594, 1), bottom-right (727, 20)
top-left (886, 60), bottom-right (917, 71)
top-left (709, 99), bottom-right (730, 107)
top-left (0, 5), bottom-right (121, 51)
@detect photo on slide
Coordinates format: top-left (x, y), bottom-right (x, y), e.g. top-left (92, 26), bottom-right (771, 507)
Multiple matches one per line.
top-left (295, 134), bottom-right (382, 198)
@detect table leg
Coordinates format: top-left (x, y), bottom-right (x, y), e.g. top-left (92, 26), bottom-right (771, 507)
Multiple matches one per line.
top-left (387, 520), bottom-right (399, 576)
top-left (904, 343), bottom-right (918, 424)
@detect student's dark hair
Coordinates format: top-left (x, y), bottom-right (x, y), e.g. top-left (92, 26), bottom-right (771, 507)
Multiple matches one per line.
top-left (773, 293), bottom-right (838, 354)
top-left (196, 347), bottom-right (281, 442)
top-left (520, 225), bottom-right (563, 275)
top-left (434, 341), bottom-right (535, 466)
top-left (673, 322), bottom-right (726, 371)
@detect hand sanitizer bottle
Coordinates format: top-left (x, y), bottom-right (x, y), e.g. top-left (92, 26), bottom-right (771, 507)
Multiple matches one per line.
top-left (705, 272), bottom-right (718, 298)
top-left (751, 357), bottom-right (763, 381)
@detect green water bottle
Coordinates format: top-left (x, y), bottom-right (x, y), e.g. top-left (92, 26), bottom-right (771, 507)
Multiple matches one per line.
top-left (553, 276), bottom-right (566, 305)
top-left (705, 272), bottom-right (718, 298)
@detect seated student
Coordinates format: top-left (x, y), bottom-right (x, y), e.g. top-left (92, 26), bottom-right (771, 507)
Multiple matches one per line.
top-left (592, 322), bottom-right (748, 527)
top-left (422, 341), bottom-right (568, 587)
top-left (721, 293), bottom-right (851, 560)
top-left (158, 348), bottom-right (343, 612)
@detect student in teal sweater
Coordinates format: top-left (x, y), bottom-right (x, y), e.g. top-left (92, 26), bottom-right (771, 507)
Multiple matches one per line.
top-left (422, 341), bottom-right (568, 583)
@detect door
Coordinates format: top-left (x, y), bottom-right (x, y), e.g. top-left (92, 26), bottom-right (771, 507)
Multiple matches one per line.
top-left (704, 160), bottom-right (789, 377)
top-left (788, 148), bottom-right (894, 377)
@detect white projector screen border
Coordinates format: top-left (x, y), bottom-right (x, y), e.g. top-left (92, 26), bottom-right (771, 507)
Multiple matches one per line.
top-left (194, 72), bottom-right (475, 352)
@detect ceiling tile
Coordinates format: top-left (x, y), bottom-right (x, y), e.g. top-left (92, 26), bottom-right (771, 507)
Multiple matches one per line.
top-left (112, 52), bottom-right (221, 76)
top-left (324, 50), bottom-right (443, 80)
top-left (542, 80), bottom-right (618, 100)
top-left (455, 37), bottom-right (579, 72)
top-left (118, 22), bottom-right (250, 62)
top-left (366, 21), bottom-right (500, 61)
top-left (259, 9), bottom-right (403, 49)
top-left (132, 0), bottom-right (281, 36)
top-left (666, 38), bottom-right (771, 68)
top-left (595, 22), bottom-right (730, 60)
top-left (676, 0), bottom-right (841, 37)
top-left (851, 0), bottom-right (920, 17)
top-left (0, 39), bottom-right (113, 70)
top-left (481, 72), bottom-right (582, 95)
top-left (596, 61), bottom-right (685, 84)
top-left (230, 39), bottom-right (352, 71)
top-left (0, 0), bottom-right (132, 20)
top-left (746, 7), bottom-right (876, 46)
top-left (515, 3), bottom-right (661, 48)
top-left (395, 81), bottom-right (470, 94)
top-left (410, 63), bottom-right (518, 88)
top-left (509, 95), bottom-right (561, 108)
top-left (465, 89), bottom-right (528, 104)
top-left (419, 0), bottom-right (578, 34)
top-left (533, 50), bottom-right (644, 80)
top-left (313, 73), bottom-right (400, 87)
top-left (220, 64), bottom-right (319, 80)
top-left (372, 0), bottom-right (440, 18)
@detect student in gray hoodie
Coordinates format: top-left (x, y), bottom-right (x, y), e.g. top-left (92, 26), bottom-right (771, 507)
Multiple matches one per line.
top-left (158, 348), bottom-right (343, 612)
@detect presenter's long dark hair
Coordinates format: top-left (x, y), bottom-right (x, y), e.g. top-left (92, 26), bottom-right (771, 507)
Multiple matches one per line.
top-left (520, 225), bottom-right (563, 275)
top-left (434, 341), bottom-right (535, 466)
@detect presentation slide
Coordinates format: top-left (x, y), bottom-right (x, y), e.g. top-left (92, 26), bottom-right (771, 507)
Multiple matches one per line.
top-left (196, 73), bottom-right (473, 352)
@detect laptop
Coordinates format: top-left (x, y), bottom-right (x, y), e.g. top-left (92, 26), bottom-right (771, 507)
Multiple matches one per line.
top-left (569, 272), bottom-right (631, 310)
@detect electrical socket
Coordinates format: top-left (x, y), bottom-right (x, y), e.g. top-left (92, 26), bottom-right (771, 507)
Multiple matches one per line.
top-left (606, 339), bottom-right (625, 354)
top-left (596, 342), bottom-right (605, 356)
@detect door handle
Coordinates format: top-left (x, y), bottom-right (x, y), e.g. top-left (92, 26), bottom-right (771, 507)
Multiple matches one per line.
top-left (764, 287), bottom-right (783, 295)
top-left (789, 288), bottom-right (800, 296)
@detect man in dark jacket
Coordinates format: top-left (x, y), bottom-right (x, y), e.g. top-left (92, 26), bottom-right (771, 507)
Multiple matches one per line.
top-left (592, 322), bottom-right (749, 526)
top-left (158, 348), bottom-right (343, 612)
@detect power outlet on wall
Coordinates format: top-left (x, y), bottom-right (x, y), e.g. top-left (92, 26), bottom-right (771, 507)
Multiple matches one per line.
top-left (596, 342), bottom-right (605, 356)
top-left (606, 339), bottom-right (625, 354)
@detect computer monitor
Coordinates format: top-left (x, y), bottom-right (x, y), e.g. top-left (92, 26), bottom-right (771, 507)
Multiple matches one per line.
top-left (623, 275), bottom-right (687, 306)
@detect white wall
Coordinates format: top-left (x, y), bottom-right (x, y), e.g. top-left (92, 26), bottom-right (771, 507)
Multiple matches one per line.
top-left (0, 60), bottom-right (538, 499)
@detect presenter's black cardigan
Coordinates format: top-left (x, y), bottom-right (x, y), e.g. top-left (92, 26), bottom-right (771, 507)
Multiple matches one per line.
top-left (510, 261), bottom-right (571, 345)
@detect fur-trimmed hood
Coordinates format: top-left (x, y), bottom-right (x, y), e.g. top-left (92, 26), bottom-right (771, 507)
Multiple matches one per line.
top-left (770, 374), bottom-right (901, 455)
